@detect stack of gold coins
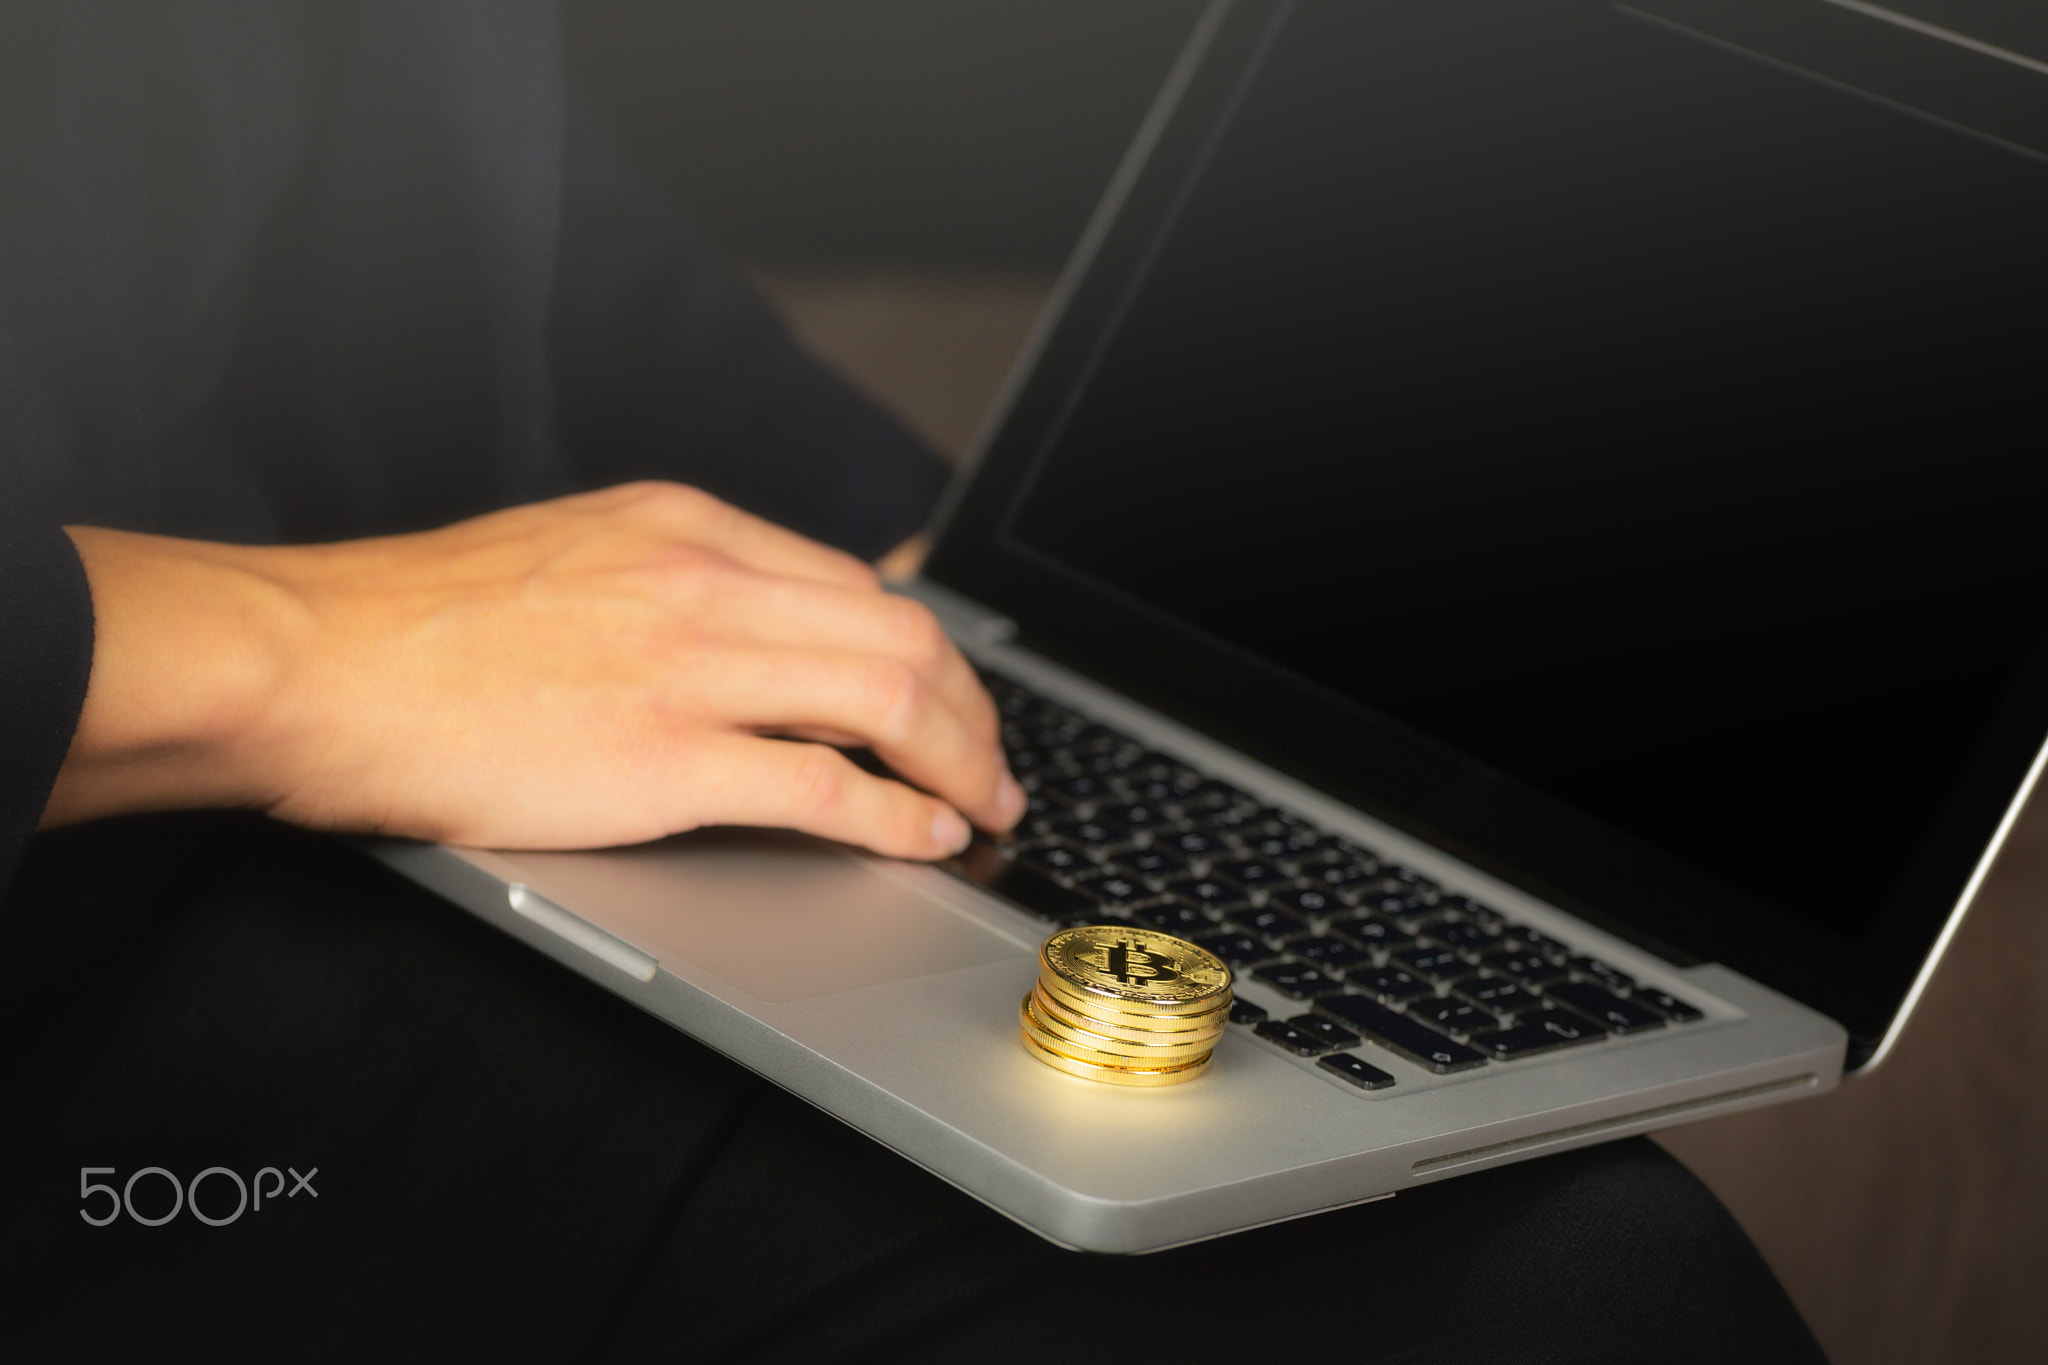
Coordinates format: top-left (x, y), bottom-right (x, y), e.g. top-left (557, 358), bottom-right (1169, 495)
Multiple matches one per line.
top-left (1021, 925), bottom-right (1233, 1086)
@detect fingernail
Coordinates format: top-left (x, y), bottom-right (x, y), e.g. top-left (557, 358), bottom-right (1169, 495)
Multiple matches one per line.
top-left (995, 773), bottom-right (1027, 826)
top-left (932, 807), bottom-right (972, 855)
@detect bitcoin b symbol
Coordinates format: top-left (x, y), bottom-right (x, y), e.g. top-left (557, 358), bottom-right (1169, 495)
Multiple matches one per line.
top-left (1095, 939), bottom-right (1183, 988)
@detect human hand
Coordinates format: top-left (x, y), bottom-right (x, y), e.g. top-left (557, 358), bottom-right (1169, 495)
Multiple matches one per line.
top-left (47, 483), bottom-right (1023, 859)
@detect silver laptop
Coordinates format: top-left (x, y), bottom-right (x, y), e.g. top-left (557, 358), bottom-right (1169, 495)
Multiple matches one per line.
top-left (373, 0), bottom-right (2048, 1252)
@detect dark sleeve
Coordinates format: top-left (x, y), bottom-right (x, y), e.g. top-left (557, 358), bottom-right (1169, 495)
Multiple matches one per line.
top-left (0, 521), bottom-right (94, 899)
top-left (545, 95), bottom-right (951, 562)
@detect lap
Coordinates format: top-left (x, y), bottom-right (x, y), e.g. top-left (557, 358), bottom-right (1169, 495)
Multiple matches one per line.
top-left (0, 816), bottom-right (1822, 1364)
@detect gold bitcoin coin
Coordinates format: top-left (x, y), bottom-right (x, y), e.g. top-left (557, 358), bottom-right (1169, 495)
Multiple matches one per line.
top-left (1019, 1029), bottom-right (1212, 1086)
top-left (1036, 968), bottom-right (1232, 1027)
top-left (1040, 925), bottom-right (1231, 1009)
top-left (1019, 1005), bottom-right (1169, 1070)
top-left (1020, 994), bottom-right (1218, 1064)
top-left (1021, 1017), bottom-right (1214, 1073)
top-left (1031, 984), bottom-right (1228, 1046)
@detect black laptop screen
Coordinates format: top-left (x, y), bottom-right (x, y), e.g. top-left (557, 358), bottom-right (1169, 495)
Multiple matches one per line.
top-left (930, 0), bottom-right (2048, 1054)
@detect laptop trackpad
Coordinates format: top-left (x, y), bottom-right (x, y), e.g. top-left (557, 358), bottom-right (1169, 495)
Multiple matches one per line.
top-left (498, 830), bottom-right (1026, 1003)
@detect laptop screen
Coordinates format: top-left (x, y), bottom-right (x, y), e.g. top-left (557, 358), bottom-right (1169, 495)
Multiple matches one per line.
top-left (929, 0), bottom-right (2048, 1058)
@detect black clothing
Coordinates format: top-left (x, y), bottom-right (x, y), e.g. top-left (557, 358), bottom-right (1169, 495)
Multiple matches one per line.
top-left (0, 5), bottom-right (1824, 1362)
top-left (0, 0), bottom-right (944, 550)
top-left (0, 525), bottom-right (93, 895)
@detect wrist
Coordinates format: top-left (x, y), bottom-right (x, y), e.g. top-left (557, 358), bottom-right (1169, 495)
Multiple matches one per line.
top-left (43, 528), bottom-right (305, 827)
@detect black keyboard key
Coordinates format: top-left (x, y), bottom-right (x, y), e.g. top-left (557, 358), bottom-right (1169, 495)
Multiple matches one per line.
top-left (1288, 1013), bottom-right (1362, 1050)
top-left (1003, 746), bottom-right (1052, 776)
top-left (1160, 830), bottom-right (1222, 860)
top-left (1304, 860), bottom-right (1377, 893)
top-left (1233, 905), bottom-right (1315, 941)
top-left (1355, 890), bottom-right (1437, 921)
top-left (1287, 843), bottom-right (1343, 869)
top-left (1483, 949), bottom-right (1569, 987)
top-left (1440, 895), bottom-right (1506, 932)
top-left (1319, 1052), bottom-right (1398, 1091)
top-left (1634, 988), bottom-right (1704, 1023)
top-left (1229, 998), bottom-right (1269, 1025)
top-left (1120, 847), bottom-right (1192, 885)
top-left (1467, 1009), bottom-right (1608, 1060)
top-left (1349, 867), bottom-right (1439, 901)
top-left (1133, 899), bottom-right (1214, 936)
top-left (1567, 955), bottom-right (1637, 993)
top-left (1512, 925), bottom-right (1570, 962)
top-left (1453, 972), bottom-right (1546, 1018)
top-left (1252, 963), bottom-right (1346, 999)
top-left (1544, 981), bottom-right (1665, 1035)
top-left (1026, 719), bottom-right (1087, 749)
top-left (1390, 945), bottom-right (1467, 981)
top-left (1256, 807), bottom-right (1321, 834)
top-left (1405, 997), bottom-right (1494, 1037)
top-left (1177, 878), bottom-right (1253, 914)
top-left (1085, 872), bottom-right (1158, 910)
top-left (1126, 777), bottom-right (1183, 806)
top-left (1042, 773), bottom-right (1114, 806)
top-left (1266, 886), bottom-right (1340, 919)
top-left (1046, 815), bottom-right (1134, 849)
top-left (1466, 1024), bottom-right (1580, 1061)
top-left (1208, 857), bottom-right (1287, 890)
top-left (1325, 836), bottom-right (1381, 865)
top-left (1176, 779), bottom-right (1250, 812)
top-left (1315, 996), bottom-right (1488, 1073)
top-left (1346, 966), bottom-right (1435, 1004)
top-left (1104, 801), bottom-right (1175, 829)
top-left (1241, 830), bottom-right (1324, 862)
top-left (1383, 868), bottom-right (1443, 898)
top-left (1428, 920), bottom-right (1502, 954)
top-left (1292, 935), bottom-right (1375, 973)
top-left (1083, 751), bottom-right (1148, 779)
top-left (1014, 842), bottom-right (1098, 882)
top-left (1254, 1019), bottom-right (1335, 1056)
top-left (1192, 803), bottom-right (1261, 833)
top-left (1071, 724), bottom-right (1137, 755)
top-left (962, 863), bottom-right (1100, 924)
top-left (1191, 931), bottom-right (1278, 967)
top-left (1331, 915), bottom-right (1413, 951)
top-left (1528, 1007), bottom-right (1607, 1044)
top-left (1132, 758), bottom-right (1203, 791)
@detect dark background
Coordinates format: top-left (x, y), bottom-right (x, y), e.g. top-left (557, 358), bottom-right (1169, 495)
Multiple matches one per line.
top-left (566, 0), bottom-right (1202, 269)
top-left (562, 0), bottom-right (2048, 270)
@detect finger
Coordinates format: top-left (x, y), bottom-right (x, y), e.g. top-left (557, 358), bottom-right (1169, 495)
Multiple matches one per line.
top-left (674, 733), bottom-right (973, 860)
top-left (654, 572), bottom-right (1001, 754)
top-left (875, 533), bottom-right (930, 584)
top-left (667, 643), bottom-right (1023, 833)
top-left (587, 482), bottom-right (880, 591)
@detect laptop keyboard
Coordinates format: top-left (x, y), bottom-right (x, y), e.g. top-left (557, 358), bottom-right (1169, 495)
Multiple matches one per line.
top-left (944, 669), bottom-right (1705, 1092)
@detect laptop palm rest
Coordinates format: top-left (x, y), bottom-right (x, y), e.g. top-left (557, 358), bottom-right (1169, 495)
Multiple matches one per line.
top-left (491, 830), bottom-right (1027, 1003)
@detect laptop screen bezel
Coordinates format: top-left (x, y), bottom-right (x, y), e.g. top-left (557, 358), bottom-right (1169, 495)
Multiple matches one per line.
top-left (922, 0), bottom-right (2048, 1066)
